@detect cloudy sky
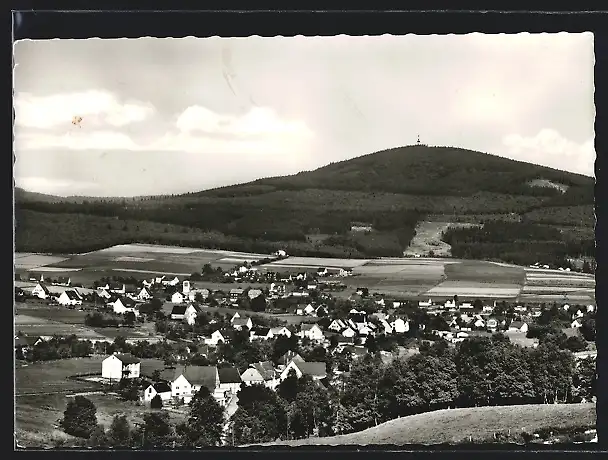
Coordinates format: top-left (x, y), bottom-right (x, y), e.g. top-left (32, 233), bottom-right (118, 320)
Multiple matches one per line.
top-left (13, 33), bottom-right (595, 197)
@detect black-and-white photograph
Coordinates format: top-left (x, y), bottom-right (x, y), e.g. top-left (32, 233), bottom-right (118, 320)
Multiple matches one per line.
top-left (13, 33), bottom-right (596, 449)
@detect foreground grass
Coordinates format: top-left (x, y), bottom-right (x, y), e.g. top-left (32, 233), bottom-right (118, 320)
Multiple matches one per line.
top-left (256, 404), bottom-right (596, 446)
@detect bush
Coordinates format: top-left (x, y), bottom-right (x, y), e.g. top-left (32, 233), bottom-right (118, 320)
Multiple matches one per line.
top-left (151, 394), bottom-right (163, 409)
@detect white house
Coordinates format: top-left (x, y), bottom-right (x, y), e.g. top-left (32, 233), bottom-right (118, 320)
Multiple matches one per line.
top-left (218, 367), bottom-right (242, 395)
top-left (171, 365), bottom-right (220, 404)
top-left (508, 321), bottom-right (529, 333)
top-left (482, 305), bottom-right (495, 313)
top-left (109, 284), bottom-right (126, 294)
top-left (31, 283), bottom-right (51, 299)
top-left (587, 304), bottom-right (596, 313)
top-left (486, 318), bottom-right (499, 331)
top-left (136, 287), bottom-right (152, 301)
top-left (251, 327), bottom-right (274, 341)
top-left (280, 359), bottom-right (327, 381)
top-left (328, 319), bottom-right (347, 332)
top-left (241, 361), bottom-right (279, 390)
top-left (269, 283), bottom-right (286, 296)
top-left (304, 304), bottom-right (316, 316)
top-left (171, 292), bottom-right (185, 304)
top-left (204, 330), bottom-right (226, 346)
top-left (101, 353), bottom-right (141, 381)
top-left (182, 280), bottom-right (191, 294)
top-left (298, 323), bottom-right (324, 341)
top-left (275, 249), bottom-right (287, 257)
top-left (379, 318), bottom-right (393, 335)
top-left (357, 323), bottom-right (374, 336)
top-left (96, 288), bottom-right (112, 300)
top-left (473, 318), bottom-right (486, 329)
top-left (232, 317), bottom-right (253, 331)
top-left (269, 326), bottom-right (291, 338)
top-left (248, 289), bottom-right (263, 300)
top-left (57, 290), bottom-right (82, 306)
top-left (571, 319), bottom-right (583, 329)
top-left (338, 268), bottom-right (352, 277)
top-left (317, 267), bottom-right (328, 277)
top-left (171, 304), bottom-right (198, 325)
top-left (163, 277), bottom-right (180, 287)
top-left (419, 299), bottom-right (432, 307)
top-left (341, 327), bottom-right (356, 338)
top-left (141, 382), bottom-right (172, 404)
top-left (110, 297), bottom-right (140, 317)
top-left (392, 318), bottom-right (410, 334)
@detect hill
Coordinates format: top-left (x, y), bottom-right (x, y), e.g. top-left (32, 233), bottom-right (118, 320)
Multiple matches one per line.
top-left (14, 145), bottom-right (595, 264)
top-left (253, 403), bottom-right (596, 447)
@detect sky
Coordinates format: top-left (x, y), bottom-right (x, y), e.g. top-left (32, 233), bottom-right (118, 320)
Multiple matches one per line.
top-left (13, 33), bottom-right (595, 197)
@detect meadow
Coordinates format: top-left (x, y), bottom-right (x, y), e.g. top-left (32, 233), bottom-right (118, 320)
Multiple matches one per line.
top-left (259, 403), bottom-right (596, 446)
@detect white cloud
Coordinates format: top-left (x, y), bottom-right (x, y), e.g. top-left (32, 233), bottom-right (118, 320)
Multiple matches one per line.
top-left (14, 90), bottom-right (155, 129)
top-left (176, 105), bottom-right (313, 137)
top-left (16, 176), bottom-right (99, 195)
top-left (502, 129), bottom-right (595, 177)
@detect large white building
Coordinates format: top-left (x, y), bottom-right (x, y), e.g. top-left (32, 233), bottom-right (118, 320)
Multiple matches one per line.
top-left (101, 353), bottom-right (141, 381)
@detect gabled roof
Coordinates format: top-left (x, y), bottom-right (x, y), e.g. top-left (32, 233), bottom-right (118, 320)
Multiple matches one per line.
top-left (509, 321), bottom-right (527, 328)
top-left (114, 296), bottom-right (136, 307)
top-left (270, 326), bottom-right (288, 334)
top-left (294, 361), bottom-right (327, 378)
top-left (112, 353), bottom-right (141, 365)
top-left (151, 382), bottom-right (171, 393)
top-left (36, 283), bottom-right (51, 294)
top-left (173, 365), bottom-right (218, 390)
top-left (15, 335), bottom-right (41, 347)
top-left (253, 327), bottom-right (271, 336)
top-left (252, 361), bottom-right (276, 381)
top-left (232, 318), bottom-right (251, 326)
top-left (64, 290), bottom-right (81, 300)
top-left (218, 367), bottom-right (242, 384)
top-left (171, 305), bottom-right (188, 315)
top-left (301, 323), bottom-right (320, 332)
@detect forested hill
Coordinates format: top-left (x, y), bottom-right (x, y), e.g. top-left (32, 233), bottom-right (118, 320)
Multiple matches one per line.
top-left (15, 145), bottom-right (595, 262)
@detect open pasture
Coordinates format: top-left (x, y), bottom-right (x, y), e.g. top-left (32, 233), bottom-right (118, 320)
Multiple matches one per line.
top-left (264, 256), bottom-right (370, 269)
top-left (424, 281), bottom-right (522, 298)
top-left (444, 260), bottom-right (526, 284)
top-left (15, 314), bottom-right (108, 340)
top-left (15, 303), bottom-right (89, 324)
top-left (15, 253), bottom-right (69, 270)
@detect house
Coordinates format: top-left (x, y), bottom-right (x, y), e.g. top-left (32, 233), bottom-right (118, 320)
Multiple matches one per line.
top-left (229, 289), bottom-right (244, 302)
top-left (418, 299), bottom-right (432, 308)
top-left (96, 288), bottom-right (112, 300)
top-left (587, 304), bottom-right (596, 313)
top-left (154, 276), bottom-right (166, 285)
top-left (251, 327), bottom-right (273, 341)
top-left (378, 318), bottom-right (393, 335)
top-left (572, 309), bottom-right (585, 319)
top-left (328, 319), bottom-right (347, 332)
top-left (357, 323), bottom-right (374, 336)
top-left (508, 321), bottom-right (529, 334)
top-left (102, 353), bottom-right (141, 381)
top-left (269, 283), bottom-right (286, 296)
top-left (171, 365), bottom-right (220, 404)
top-left (392, 318), bottom-right (410, 334)
top-left (486, 318), bottom-right (499, 331)
top-left (162, 277), bottom-right (180, 287)
top-left (188, 288), bottom-right (210, 302)
top-left (218, 367), bottom-right (242, 395)
top-left (53, 277), bottom-right (71, 287)
top-left (303, 304), bottom-right (316, 316)
top-left (109, 283), bottom-right (126, 294)
top-left (136, 287), bottom-right (152, 301)
top-left (338, 268), bottom-right (352, 277)
top-left (57, 290), bottom-right (82, 306)
top-left (241, 361), bottom-right (279, 390)
top-left (110, 297), bottom-right (140, 317)
top-left (280, 359), bottom-right (327, 381)
top-left (350, 222), bottom-right (373, 232)
top-left (277, 351), bottom-right (304, 368)
top-left (142, 279), bottom-right (153, 288)
top-left (31, 283), bottom-right (51, 299)
top-left (270, 326), bottom-right (291, 338)
top-left (482, 305), bottom-right (495, 313)
top-left (571, 319), bottom-right (583, 329)
top-left (316, 267), bottom-right (328, 277)
top-left (182, 280), bottom-right (191, 294)
top-left (171, 292), bottom-right (185, 304)
top-left (298, 323), bottom-right (324, 341)
top-left (355, 287), bottom-right (369, 297)
top-left (232, 317), bottom-right (253, 331)
top-left (248, 289), bottom-right (263, 300)
top-left (15, 335), bottom-right (43, 358)
top-left (275, 249), bottom-right (287, 257)
top-left (204, 330), bottom-right (226, 346)
top-left (141, 382), bottom-right (172, 404)
top-left (171, 304), bottom-right (198, 325)
top-left (230, 312), bottom-right (241, 322)
top-left (473, 318), bottom-right (486, 329)
top-left (341, 327), bottom-right (356, 338)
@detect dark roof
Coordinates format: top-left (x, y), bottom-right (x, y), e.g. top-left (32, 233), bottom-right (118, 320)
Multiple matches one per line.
top-left (232, 318), bottom-right (251, 326)
top-left (295, 361), bottom-right (327, 378)
top-left (173, 365), bottom-right (218, 390)
top-left (510, 321), bottom-right (526, 328)
top-left (113, 353), bottom-right (141, 365)
top-left (253, 327), bottom-right (271, 336)
top-left (279, 351), bottom-right (303, 365)
top-left (171, 305), bottom-right (188, 315)
top-left (15, 335), bottom-right (41, 347)
top-left (37, 283), bottom-right (51, 294)
top-left (152, 382), bottom-right (171, 393)
top-left (218, 367), bottom-right (242, 384)
top-left (253, 361), bottom-right (276, 381)
top-left (116, 296), bottom-right (136, 307)
top-left (64, 290), bottom-right (80, 300)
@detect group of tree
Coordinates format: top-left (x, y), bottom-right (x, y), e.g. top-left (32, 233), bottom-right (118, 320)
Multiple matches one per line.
top-left (17, 334), bottom-right (93, 362)
top-left (85, 311), bottom-right (136, 328)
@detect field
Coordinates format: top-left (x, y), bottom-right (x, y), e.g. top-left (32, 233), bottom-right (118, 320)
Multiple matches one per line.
top-left (257, 403), bottom-right (596, 446)
top-left (15, 244), bottom-right (595, 303)
top-left (15, 357), bottom-right (182, 448)
top-left (14, 253), bottom-right (70, 270)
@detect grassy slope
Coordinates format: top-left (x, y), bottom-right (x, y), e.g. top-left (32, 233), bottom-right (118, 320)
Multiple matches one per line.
top-left (257, 404), bottom-right (596, 446)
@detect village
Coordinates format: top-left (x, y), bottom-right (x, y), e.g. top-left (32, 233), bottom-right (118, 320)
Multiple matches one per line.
top-left (15, 257), bottom-right (597, 426)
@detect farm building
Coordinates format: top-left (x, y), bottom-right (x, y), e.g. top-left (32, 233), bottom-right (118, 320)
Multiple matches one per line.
top-left (102, 353), bottom-right (141, 381)
top-left (170, 304), bottom-right (198, 325)
top-left (204, 330), bottom-right (227, 346)
top-left (250, 327), bottom-right (273, 341)
top-left (171, 292), bottom-right (185, 304)
top-left (136, 287), bottom-right (152, 301)
top-left (57, 289), bottom-right (82, 306)
top-left (141, 382), bottom-right (172, 404)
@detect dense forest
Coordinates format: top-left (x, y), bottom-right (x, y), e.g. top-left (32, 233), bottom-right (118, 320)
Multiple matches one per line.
top-left (14, 145), bottom-right (595, 261)
top-left (442, 221), bottom-right (595, 267)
